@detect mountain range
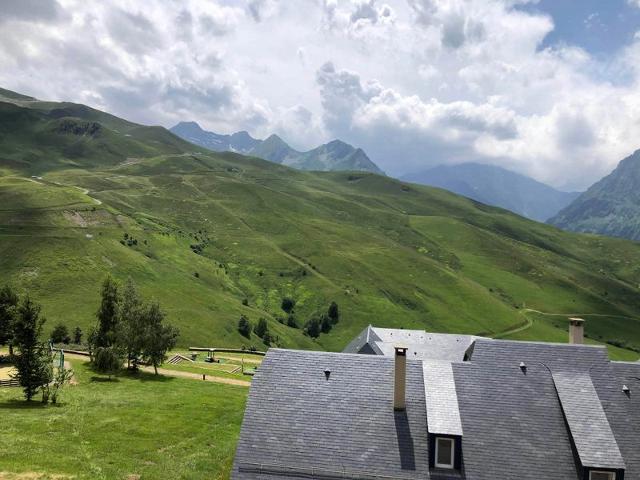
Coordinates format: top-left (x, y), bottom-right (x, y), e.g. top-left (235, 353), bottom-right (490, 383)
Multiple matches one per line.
top-left (402, 163), bottom-right (581, 222)
top-left (549, 149), bottom-right (640, 241)
top-left (170, 121), bottom-right (384, 175)
top-left (1, 87), bottom-right (640, 359)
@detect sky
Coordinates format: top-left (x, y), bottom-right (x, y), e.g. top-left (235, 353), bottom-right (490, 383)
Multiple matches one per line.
top-left (1, 0), bottom-right (640, 190)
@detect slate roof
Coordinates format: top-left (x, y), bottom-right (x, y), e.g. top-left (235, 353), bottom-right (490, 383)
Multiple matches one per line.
top-left (233, 336), bottom-right (640, 480)
top-left (343, 325), bottom-right (480, 362)
top-left (552, 371), bottom-right (625, 470)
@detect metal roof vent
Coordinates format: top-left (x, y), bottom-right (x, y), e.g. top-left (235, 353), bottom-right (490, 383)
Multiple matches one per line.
top-left (623, 384), bottom-right (630, 395)
top-left (519, 362), bottom-right (527, 374)
top-left (324, 369), bottom-right (331, 380)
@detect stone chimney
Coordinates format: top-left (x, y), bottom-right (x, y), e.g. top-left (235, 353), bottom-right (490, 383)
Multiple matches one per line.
top-left (569, 317), bottom-right (585, 344)
top-left (394, 346), bottom-right (408, 411)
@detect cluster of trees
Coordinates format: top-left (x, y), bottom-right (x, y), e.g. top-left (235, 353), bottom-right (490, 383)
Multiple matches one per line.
top-left (0, 286), bottom-right (71, 402)
top-left (236, 299), bottom-right (341, 343)
top-left (50, 324), bottom-right (83, 345)
top-left (90, 277), bottom-right (179, 375)
top-left (303, 302), bottom-right (340, 338)
top-left (237, 315), bottom-right (277, 346)
top-left (119, 232), bottom-right (142, 247)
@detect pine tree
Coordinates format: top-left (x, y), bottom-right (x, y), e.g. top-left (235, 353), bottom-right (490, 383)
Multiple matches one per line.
top-left (12, 297), bottom-right (52, 401)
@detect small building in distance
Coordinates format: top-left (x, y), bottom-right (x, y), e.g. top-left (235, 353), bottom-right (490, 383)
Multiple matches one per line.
top-left (231, 322), bottom-right (639, 480)
top-left (343, 324), bottom-right (482, 361)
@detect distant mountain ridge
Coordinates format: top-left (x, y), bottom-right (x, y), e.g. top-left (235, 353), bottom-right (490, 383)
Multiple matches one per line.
top-left (170, 121), bottom-right (384, 174)
top-left (549, 149), bottom-right (640, 241)
top-left (402, 163), bottom-right (580, 222)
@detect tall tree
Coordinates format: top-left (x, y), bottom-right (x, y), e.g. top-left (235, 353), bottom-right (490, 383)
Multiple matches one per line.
top-left (95, 276), bottom-right (120, 348)
top-left (12, 297), bottom-right (52, 401)
top-left (0, 285), bottom-right (19, 355)
top-left (118, 278), bottom-right (144, 369)
top-left (141, 302), bottom-right (179, 375)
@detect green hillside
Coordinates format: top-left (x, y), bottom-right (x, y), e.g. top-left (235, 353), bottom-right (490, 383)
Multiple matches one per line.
top-left (2, 89), bottom-right (640, 359)
top-left (550, 149), bottom-right (640, 241)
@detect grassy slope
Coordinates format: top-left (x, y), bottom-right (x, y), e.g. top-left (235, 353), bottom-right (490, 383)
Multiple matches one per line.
top-left (1, 91), bottom-right (640, 359)
top-left (0, 360), bottom-right (247, 480)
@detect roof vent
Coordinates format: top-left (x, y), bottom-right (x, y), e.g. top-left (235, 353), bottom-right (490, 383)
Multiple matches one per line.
top-left (324, 369), bottom-right (331, 380)
top-left (519, 361), bottom-right (527, 374)
top-left (623, 384), bottom-right (630, 395)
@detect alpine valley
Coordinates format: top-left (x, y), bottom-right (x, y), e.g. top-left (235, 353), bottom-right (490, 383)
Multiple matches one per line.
top-left (1, 87), bottom-right (640, 359)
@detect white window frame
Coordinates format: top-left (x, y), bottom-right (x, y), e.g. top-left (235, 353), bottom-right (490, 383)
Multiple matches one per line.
top-left (589, 471), bottom-right (615, 480)
top-left (434, 437), bottom-right (455, 469)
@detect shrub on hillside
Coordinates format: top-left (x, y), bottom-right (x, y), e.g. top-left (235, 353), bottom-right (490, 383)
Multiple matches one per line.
top-left (328, 302), bottom-right (339, 324)
top-left (254, 318), bottom-right (269, 339)
top-left (238, 315), bottom-right (251, 338)
top-left (303, 317), bottom-right (321, 338)
top-left (320, 314), bottom-right (332, 334)
top-left (281, 297), bottom-right (295, 313)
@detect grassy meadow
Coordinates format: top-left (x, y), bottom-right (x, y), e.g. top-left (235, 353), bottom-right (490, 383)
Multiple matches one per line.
top-left (1, 90), bottom-right (640, 359)
top-left (0, 359), bottom-right (248, 480)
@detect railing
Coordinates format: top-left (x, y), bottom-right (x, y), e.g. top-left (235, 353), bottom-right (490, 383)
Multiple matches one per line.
top-left (237, 462), bottom-right (420, 480)
top-left (188, 347), bottom-right (266, 356)
top-left (0, 378), bottom-right (19, 387)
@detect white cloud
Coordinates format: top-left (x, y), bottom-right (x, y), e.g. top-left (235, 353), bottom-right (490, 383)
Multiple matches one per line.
top-left (1, 0), bottom-right (640, 189)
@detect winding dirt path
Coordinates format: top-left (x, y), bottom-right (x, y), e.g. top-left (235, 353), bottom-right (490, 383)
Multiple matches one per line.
top-left (139, 366), bottom-right (251, 387)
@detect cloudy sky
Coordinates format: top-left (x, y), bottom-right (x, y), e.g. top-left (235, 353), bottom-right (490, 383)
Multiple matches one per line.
top-left (2, 0), bottom-right (640, 190)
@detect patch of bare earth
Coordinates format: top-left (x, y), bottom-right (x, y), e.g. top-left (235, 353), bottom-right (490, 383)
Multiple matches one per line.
top-left (63, 211), bottom-right (87, 227)
top-left (0, 472), bottom-right (74, 479)
top-left (0, 365), bottom-right (16, 380)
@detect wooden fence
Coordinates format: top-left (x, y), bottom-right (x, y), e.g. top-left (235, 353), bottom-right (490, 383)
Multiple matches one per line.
top-left (0, 378), bottom-right (19, 387)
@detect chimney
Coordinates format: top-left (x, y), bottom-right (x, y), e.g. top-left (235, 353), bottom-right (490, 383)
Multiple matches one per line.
top-left (394, 346), bottom-right (408, 411)
top-left (569, 317), bottom-right (585, 344)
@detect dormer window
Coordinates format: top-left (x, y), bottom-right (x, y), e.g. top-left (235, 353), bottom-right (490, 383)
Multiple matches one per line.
top-left (589, 472), bottom-right (615, 480)
top-left (435, 437), bottom-right (455, 469)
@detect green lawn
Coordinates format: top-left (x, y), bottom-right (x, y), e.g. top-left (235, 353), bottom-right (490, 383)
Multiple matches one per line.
top-left (0, 360), bottom-right (248, 480)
